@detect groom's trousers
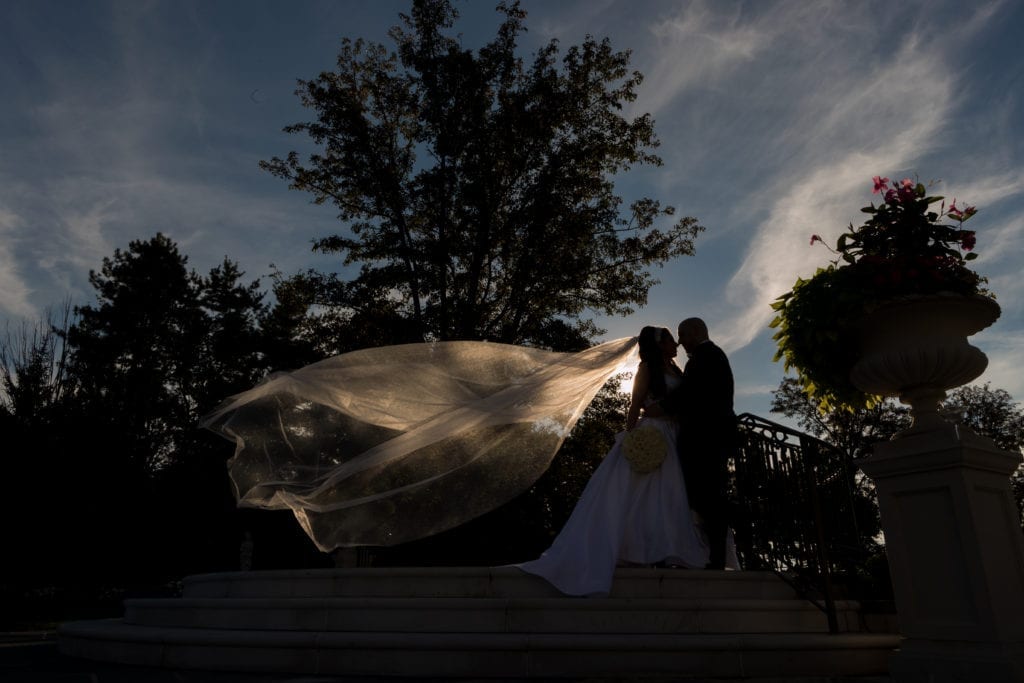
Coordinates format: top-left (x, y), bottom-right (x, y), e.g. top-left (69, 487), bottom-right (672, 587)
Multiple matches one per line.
top-left (684, 445), bottom-right (732, 569)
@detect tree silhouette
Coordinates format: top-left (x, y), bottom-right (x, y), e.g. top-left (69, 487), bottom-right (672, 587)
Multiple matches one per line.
top-left (1, 304), bottom-right (74, 592)
top-left (261, 0), bottom-right (703, 352)
top-left (34, 234), bottom-right (279, 588)
top-left (771, 377), bottom-right (1024, 529)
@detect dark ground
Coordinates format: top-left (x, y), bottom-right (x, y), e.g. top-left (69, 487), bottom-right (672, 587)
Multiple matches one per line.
top-left (0, 631), bottom-right (897, 683)
top-left (0, 629), bottom-right (379, 683)
top-left (0, 631), bottom-right (313, 682)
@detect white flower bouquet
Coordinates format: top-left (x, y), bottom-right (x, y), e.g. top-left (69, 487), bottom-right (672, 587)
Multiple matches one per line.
top-left (622, 426), bottom-right (668, 474)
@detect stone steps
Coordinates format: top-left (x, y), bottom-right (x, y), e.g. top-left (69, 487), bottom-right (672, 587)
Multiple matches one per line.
top-left (182, 566), bottom-right (800, 600)
top-left (58, 567), bottom-right (900, 679)
top-left (59, 620), bottom-right (899, 679)
top-left (125, 596), bottom-right (864, 634)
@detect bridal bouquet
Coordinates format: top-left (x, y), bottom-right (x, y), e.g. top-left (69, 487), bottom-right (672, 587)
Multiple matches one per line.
top-left (623, 426), bottom-right (668, 474)
top-left (770, 175), bottom-right (990, 411)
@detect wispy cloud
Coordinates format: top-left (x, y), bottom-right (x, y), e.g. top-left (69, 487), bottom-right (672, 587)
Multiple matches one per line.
top-left (945, 173), bottom-right (1024, 313)
top-left (1, 0), bottom-right (1020, 420)
top-left (13, 170), bottom-right (339, 310)
top-left (0, 1), bottom-right (340, 319)
top-left (976, 328), bottom-right (1024, 401)
top-left (636, 0), bottom-right (772, 116)
top-left (531, 0), bottom-right (620, 41)
top-left (714, 34), bottom-right (955, 349)
top-left (0, 207), bottom-right (35, 318)
top-left (736, 383), bottom-right (778, 399)
top-left (540, 0), bottom-right (1021, 388)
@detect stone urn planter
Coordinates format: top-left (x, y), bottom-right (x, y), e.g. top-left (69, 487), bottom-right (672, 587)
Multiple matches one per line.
top-left (849, 293), bottom-right (1001, 433)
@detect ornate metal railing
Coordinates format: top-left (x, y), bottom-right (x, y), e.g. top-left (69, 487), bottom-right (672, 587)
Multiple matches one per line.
top-left (733, 413), bottom-right (874, 632)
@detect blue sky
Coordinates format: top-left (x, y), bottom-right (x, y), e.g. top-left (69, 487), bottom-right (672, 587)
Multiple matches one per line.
top-left (2, 0), bottom-right (1023, 419)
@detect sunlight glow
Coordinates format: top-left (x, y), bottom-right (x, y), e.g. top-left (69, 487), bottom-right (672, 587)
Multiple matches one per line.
top-left (617, 363), bottom-right (639, 396)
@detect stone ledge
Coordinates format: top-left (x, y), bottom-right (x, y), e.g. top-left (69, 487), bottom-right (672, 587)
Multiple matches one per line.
top-left (59, 621), bottom-right (899, 678)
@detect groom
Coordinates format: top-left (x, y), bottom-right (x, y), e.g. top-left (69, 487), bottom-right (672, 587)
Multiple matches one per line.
top-left (652, 317), bottom-right (738, 570)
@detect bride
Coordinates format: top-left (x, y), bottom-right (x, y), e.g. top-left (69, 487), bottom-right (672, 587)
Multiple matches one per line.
top-left (515, 325), bottom-right (737, 596)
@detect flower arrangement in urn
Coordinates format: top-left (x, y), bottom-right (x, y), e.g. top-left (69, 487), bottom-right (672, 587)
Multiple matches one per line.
top-left (770, 175), bottom-right (993, 412)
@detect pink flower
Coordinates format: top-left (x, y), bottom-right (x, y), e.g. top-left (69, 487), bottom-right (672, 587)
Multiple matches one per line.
top-left (960, 231), bottom-right (976, 251)
top-left (896, 178), bottom-right (916, 202)
top-left (872, 176), bottom-right (890, 194)
top-left (884, 188), bottom-right (898, 204)
top-left (809, 234), bottom-right (823, 246)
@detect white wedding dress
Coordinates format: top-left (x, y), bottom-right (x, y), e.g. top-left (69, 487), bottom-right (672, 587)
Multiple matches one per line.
top-left (515, 373), bottom-right (739, 596)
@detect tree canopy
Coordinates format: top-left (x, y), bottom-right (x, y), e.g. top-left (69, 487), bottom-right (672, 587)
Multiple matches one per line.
top-left (261, 0), bottom-right (703, 352)
top-left (770, 377), bottom-right (1024, 526)
top-left (771, 377), bottom-right (1024, 457)
top-left (769, 377), bottom-right (911, 461)
top-left (63, 234), bottom-right (267, 473)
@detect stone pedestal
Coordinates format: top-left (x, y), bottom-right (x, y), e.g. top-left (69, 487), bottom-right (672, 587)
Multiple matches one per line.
top-left (860, 423), bottom-right (1024, 682)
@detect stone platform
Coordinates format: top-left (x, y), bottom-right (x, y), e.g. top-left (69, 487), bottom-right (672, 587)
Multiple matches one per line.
top-left (58, 567), bottom-right (899, 680)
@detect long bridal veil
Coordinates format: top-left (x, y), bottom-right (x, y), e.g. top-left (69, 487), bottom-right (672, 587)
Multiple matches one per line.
top-left (201, 337), bottom-right (638, 552)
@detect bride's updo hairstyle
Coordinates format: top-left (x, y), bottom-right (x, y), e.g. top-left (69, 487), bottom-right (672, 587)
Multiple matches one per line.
top-left (637, 325), bottom-right (674, 399)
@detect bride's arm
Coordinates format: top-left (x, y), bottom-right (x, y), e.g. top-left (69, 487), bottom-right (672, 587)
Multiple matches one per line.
top-left (625, 362), bottom-right (651, 431)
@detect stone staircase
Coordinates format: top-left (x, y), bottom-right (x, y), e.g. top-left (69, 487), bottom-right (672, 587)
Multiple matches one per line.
top-left (58, 567), bottom-right (899, 680)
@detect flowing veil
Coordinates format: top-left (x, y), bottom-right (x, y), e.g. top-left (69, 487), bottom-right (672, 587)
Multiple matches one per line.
top-left (201, 337), bottom-right (639, 551)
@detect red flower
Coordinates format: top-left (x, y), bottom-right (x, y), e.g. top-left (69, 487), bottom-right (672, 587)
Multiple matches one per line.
top-left (960, 231), bottom-right (976, 251)
top-left (809, 234), bottom-right (823, 245)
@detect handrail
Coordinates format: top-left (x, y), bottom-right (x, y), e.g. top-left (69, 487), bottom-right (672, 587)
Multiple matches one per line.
top-left (733, 413), bottom-right (872, 633)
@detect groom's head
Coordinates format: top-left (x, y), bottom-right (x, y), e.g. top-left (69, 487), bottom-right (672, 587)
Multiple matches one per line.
top-left (678, 317), bottom-right (709, 354)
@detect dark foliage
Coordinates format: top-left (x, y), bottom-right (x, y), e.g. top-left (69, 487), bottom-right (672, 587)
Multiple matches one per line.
top-left (0, 234), bottom-right (304, 615)
top-left (769, 377), bottom-right (1024, 604)
top-left (770, 377), bottom-right (912, 460)
top-left (771, 377), bottom-right (1024, 527)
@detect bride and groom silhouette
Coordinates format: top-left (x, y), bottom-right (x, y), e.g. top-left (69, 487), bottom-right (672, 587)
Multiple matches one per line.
top-left (516, 318), bottom-right (741, 596)
top-left (202, 316), bottom-right (740, 588)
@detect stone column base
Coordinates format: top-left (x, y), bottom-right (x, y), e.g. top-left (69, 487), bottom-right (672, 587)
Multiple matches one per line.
top-left (860, 423), bottom-right (1024, 683)
top-left (890, 639), bottom-right (1024, 683)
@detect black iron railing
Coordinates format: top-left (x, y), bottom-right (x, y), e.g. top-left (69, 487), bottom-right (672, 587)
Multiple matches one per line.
top-left (733, 413), bottom-right (874, 632)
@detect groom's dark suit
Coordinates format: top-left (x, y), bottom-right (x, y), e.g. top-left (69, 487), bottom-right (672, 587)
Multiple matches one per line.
top-left (659, 340), bottom-right (738, 569)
